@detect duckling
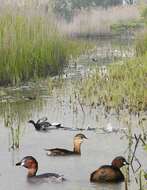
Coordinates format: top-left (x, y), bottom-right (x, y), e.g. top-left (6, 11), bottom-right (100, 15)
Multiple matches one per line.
top-left (28, 117), bottom-right (62, 131)
top-left (16, 156), bottom-right (65, 182)
top-left (90, 156), bottom-right (129, 183)
top-left (45, 133), bottom-right (88, 156)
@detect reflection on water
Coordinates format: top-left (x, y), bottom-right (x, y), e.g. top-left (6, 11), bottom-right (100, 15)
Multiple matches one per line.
top-left (0, 37), bottom-right (147, 190)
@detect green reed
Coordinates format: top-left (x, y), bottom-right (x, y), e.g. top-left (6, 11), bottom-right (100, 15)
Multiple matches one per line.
top-left (4, 103), bottom-right (21, 149)
top-left (0, 9), bottom-right (70, 85)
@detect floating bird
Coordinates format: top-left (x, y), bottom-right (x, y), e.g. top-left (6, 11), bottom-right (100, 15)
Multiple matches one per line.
top-left (16, 156), bottom-right (65, 182)
top-left (28, 117), bottom-right (63, 131)
top-left (90, 156), bottom-right (129, 183)
top-left (45, 133), bottom-right (88, 156)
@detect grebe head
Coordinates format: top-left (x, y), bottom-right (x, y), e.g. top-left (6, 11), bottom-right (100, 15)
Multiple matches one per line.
top-left (111, 156), bottom-right (129, 169)
top-left (16, 156), bottom-right (38, 177)
top-left (74, 133), bottom-right (88, 144)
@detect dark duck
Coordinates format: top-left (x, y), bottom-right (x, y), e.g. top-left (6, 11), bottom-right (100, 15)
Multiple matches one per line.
top-left (90, 156), bottom-right (129, 183)
top-left (45, 133), bottom-right (88, 156)
top-left (28, 117), bottom-right (62, 131)
top-left (16, 156), bottom-right (65, 182)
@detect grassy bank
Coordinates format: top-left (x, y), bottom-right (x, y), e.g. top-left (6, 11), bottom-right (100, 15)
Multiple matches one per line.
top-left (77, 33), bottom-right (147, 114)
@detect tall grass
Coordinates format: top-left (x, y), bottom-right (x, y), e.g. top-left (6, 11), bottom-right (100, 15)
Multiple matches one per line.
top-left (0, 4), bottom-right (94, 86)
top-left (0, 8), bottom-right (70, 85)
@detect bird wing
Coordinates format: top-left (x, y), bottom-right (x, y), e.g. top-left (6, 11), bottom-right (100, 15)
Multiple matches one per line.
top-left (36, 173), bottom-right (65, 181)
top-left (37, 117), bottom-right (48, 124)
top-left (90, 165), bottom-right (123, 182)
top-left (45, 148), bottom-right (73, 156)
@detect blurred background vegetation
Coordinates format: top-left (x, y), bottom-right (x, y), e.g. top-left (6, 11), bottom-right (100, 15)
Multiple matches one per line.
top-left (52, 0), bottom-right (123, 21)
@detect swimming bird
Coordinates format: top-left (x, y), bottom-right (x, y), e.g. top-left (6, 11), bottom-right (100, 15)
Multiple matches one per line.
top-left (45, 133), bottom-right (88, 156)
top-left (28, 117), bottom-right (62, 131)
top-left (16, 156), bottom-right (65, 182)
top-left (90, 156), bottom-right (129, 183)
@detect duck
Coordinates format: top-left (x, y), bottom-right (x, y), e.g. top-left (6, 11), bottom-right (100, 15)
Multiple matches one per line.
top-left (45, 133), bottom-right (88, 156)
top-left (28, 117), bottom-right (62, 131)
top-left (90, 156), bottom-right (129, 183)
top-left (16, 156), bottom-right (65, 182)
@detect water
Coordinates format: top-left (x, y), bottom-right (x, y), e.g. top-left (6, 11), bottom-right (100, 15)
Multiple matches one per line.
top-left (0, 37), bottom-right (147, 190)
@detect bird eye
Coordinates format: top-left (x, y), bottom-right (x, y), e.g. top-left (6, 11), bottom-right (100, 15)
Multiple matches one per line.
top-left (21, 160), bottom-right (25, 166)
top-left (123, 161), bottom-right (129, 165)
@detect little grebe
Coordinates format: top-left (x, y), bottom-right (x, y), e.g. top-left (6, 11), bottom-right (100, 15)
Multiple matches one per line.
top-left (90, 156), bottom-right (129, 183)
top-left (16, 156), bottom-right (65, 181)
top-left (45, 133), bottom-right (88, 156)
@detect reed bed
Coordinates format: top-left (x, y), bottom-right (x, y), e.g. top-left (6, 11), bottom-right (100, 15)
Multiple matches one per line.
top-left (0, 3), bottom-right (92, 86)
top-left (0, 9), bottom-right (67, 85)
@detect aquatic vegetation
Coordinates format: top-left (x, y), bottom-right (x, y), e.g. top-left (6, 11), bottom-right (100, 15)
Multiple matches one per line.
top-left (0, 12), bottom-right (60, 84)
top-left (74, 31), bottom-right (147, 115)
top-left (77, 53), bottom-right (147, 114)
top-left (0, 11), bottom-right (67, 85)
top-left (1, 95), bottom-right (46, 149)
top-left (0, 5), bottom-right (92, 86)
top-left (65, 39), bottom-right (94, 58)
top-left (122, 122), bottom-right (147, 189)
top-left (4, 104), bottom-right (22, 149)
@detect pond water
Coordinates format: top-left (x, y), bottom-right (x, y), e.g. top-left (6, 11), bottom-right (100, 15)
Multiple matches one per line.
top-left (0, 37), bottom-right (147, 190)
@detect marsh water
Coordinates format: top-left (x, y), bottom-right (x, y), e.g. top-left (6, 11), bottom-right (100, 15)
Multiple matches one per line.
top-left (0, 37), bottom-right (147, 190)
